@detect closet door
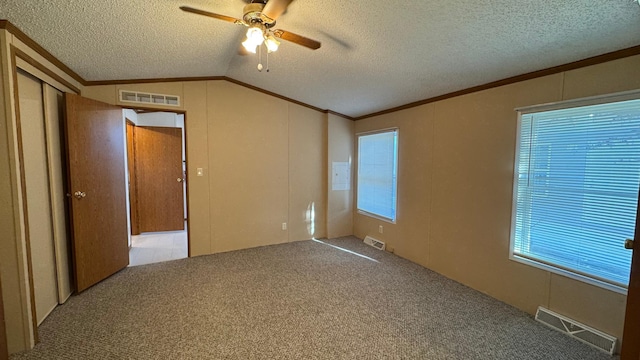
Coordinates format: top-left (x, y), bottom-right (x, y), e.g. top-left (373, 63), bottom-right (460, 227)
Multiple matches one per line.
top-left (43, 84), bottom-right (73, 302)
top-left (17, 71), bottom-right (58, 324)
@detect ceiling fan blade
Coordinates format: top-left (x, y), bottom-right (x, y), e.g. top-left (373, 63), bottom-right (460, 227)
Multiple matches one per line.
top-left (272, 29), bottom-right (321, 50)
top-left (180, 6), bottom-right (244, 25)
top-left (260, 0), bottom-right (293, 23)
top-left (238, 45), bottom-right (251, 56)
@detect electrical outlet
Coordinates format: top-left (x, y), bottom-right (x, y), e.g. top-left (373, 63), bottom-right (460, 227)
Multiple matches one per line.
top-left (282, 222), bottom-right (287, 230)
top-left (378, 225), bottom-right (383, 234)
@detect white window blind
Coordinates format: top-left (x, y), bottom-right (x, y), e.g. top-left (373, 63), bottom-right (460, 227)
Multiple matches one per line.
top-left (511, 98), bottom-right (640, 288)
top-left (357, 129), bottom-right (398, 222)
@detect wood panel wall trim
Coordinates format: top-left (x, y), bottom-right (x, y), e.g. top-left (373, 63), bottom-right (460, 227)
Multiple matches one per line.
top-left (85, 76), bottom-right (227, 86)
top-left (1, 20), bottom-right (85, 86)
top-left (354, 45), bottom-right (640, 120)
top-left (12, 46), bottom-right (81, 94)
top-left (9, 45), bottom-right (39, 345)
top-left (224, 77), bottom-right (325, 113)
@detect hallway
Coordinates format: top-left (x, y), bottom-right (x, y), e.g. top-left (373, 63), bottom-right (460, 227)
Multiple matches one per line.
top-left (129, 228), bottom-right (187, 266)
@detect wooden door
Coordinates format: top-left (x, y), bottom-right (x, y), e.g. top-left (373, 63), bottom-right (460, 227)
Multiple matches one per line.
top-left (134, 126), bottom-right (184, 232)
top-left (64, 94), bottom-right (129, 292)
top-left (621, 189), bottom-right (640, 359)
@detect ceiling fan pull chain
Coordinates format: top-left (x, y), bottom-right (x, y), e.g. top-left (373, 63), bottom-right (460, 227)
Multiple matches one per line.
top-left (257, 43), bottom-right (264, 72)
top-left (266, 49), bottom-right (270, 72)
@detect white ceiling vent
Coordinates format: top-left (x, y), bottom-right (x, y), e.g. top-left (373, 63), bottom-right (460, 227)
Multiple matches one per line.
top-left (363, 236), bottom-right (385, 251)
top-left (119, 90), bottom-right (180, 107)
top-left (535, 307), bottom-right (617, 355)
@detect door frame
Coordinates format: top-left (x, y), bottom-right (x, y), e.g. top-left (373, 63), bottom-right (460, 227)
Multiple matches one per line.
top-left (125, 120), bottom-right (140, 236)
top-left (621, 187), bottom-right (640, 358)
top-left (123, 109), bottom-right (191, 258)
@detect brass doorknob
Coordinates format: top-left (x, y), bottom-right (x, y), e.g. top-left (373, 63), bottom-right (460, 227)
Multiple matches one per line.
top-left (74, 191), bottom-right (86, 199)
top-left (625, 239), bottom-right (634, 250)
top-left (177, 178), bottom-right (184, 183)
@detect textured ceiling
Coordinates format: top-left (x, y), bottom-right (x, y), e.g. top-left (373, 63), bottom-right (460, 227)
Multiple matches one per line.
top-left (1, 0), bottom-right (640, 117)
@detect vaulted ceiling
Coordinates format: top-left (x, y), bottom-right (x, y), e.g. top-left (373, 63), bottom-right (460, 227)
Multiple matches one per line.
top-left (1, 0), bottom-right (640, 117)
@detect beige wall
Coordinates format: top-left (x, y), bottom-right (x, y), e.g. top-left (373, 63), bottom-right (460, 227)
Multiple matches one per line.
top-left (84, 80), bottom-right (333, 256)
top-left (354, 55), bottom-right (640, 340)
top-left (288, 104), bottom-right (327, 241)
top-left (326, 114), bottom-right (354, 238)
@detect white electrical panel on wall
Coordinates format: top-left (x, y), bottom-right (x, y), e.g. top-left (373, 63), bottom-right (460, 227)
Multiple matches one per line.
top-left (332, 162), bottom-right (350, 191)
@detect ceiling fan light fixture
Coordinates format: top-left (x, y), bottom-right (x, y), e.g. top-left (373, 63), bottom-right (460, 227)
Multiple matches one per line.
top-left (246, 26), bottom-right (265, 46)
top-left (265, 34), bottom-right (280, 52)
top-left (180, 2), bottom-right (321, 73)
top-left (242, 38), bottom-right (258, 53)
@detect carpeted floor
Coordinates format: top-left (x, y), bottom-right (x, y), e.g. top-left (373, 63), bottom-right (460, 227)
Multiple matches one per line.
top-left (11, 236), bottom-right (618, 359)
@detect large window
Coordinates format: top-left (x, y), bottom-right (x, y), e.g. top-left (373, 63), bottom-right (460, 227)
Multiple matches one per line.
top-left (511, 96), bottom-right (640, 291)
top-left (357, 129), bottom-right (398, 222)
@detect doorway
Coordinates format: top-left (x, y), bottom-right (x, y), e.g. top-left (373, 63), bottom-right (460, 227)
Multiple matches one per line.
top-left (124, 110), bottom-right (189, 266)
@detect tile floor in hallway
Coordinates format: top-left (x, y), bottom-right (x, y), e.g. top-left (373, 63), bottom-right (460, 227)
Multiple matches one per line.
top-left (129, 228), bottom-right (188, 266)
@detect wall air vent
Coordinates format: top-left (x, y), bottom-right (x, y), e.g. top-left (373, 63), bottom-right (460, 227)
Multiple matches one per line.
top-left (363, 236), bottom-right (385, 251)
top-left (119, 90), bottom-right (180, 107)
top-left (535, 307), bottom-right (617, 355)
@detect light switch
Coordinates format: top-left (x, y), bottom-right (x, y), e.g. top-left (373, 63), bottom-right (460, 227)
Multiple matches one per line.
top-left (197, 168), bottom-right (204, 176)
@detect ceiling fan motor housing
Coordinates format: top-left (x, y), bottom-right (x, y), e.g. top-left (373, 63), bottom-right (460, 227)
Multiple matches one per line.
top-left (244, 2), bottom-right (278, 27)
top-left (244, 3), bottom-right (265, 23)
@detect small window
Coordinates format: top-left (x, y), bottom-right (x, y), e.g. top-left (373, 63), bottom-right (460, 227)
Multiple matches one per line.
top-left (357, 129), bottom-right (398, 222)
top-left (511, 97), bottom-right (640, 291)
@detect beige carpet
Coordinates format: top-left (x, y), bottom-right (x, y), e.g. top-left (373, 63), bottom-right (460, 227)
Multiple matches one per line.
top-left (11, 237), bottom-right (618, 359)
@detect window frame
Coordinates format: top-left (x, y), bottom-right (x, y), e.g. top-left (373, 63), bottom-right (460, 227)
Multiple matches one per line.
top-left (356, 128), bottom-right (399, 224)
top-left (509, 89), bottom-right (640, 295)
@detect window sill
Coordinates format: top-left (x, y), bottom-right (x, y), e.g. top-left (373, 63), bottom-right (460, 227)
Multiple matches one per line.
top-left (508, 254), bottom-right (628, 296)
top-left (356, 210), bottom-right (396, 224)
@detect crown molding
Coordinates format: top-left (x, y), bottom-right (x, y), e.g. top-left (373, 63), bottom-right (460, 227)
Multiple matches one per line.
top-left (3, 19), bottom-right (640, 122)
top-left (354, 44), bottom-right (640, 120)
top-left (1, 20), bottom-right (85, 85)
top-left (85, 76), bottom-right (354, 119)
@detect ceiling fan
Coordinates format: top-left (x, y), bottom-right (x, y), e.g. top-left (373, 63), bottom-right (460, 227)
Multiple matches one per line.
top-left (180, 0), bottom-right (321, 56)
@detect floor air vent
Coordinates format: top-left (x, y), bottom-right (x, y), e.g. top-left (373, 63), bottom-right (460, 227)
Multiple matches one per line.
top-left (363, 236), bottom-right (385, 250)
top-left (535, 307), bottom-right (617, 355)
